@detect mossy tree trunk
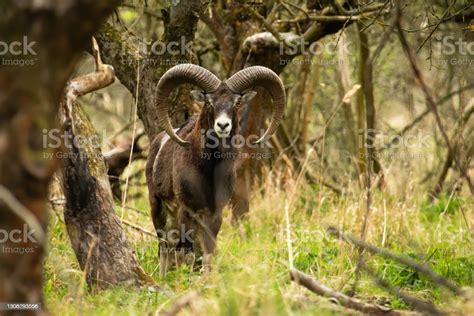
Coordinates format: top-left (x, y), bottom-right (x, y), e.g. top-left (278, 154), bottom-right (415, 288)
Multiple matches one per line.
top-left (58, 42), bottom-right (153, 288)
top-left (0, 0), bottom-right (119, 314)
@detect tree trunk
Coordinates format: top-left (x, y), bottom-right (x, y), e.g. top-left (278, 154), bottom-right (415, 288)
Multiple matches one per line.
top-left (355, 26), bottom-right (369, 180)
top-left (0, 1), bottom-right (118, 313)
top-left (58, 41), bottom-right (153, 288)
top-left (96, 0), bottom-right (203, 140)
top-left (337, 33), bottom-right (357, 154)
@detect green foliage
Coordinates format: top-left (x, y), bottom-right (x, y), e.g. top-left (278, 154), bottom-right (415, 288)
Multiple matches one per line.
top-left (420, 195), bottom-right (467, 222)
top-left (44, 181), bottom-right (474, 314)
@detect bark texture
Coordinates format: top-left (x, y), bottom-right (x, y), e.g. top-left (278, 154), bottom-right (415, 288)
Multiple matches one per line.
top-left (58, 42), bottom-right (153, 288)
top-left (0, 1), bottom-right (118, 313)
top-left (59, 104), bottom-right (152, 288)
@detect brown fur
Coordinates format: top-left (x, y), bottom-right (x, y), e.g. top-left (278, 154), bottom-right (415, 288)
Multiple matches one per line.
top-left (146, 84), bottom-right (248, 275)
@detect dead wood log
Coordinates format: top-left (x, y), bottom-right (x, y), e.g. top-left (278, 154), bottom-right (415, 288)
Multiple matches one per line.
top-left (290, 269), bottom-right (399, 315)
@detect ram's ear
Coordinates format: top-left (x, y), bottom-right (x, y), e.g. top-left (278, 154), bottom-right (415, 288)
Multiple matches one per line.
top-left (190, 90), bottom-right (206, 102)
top-left (241, 90), bottom-right (257, 103)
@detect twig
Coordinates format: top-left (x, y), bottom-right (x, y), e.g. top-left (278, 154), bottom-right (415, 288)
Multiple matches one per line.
top-left (327, 227), bottom-right (465, 296)
top-left (159, 291), bottom-right (198, 316)
top-left (282, 1), bottom-right (309, 19)
top-left (245, 6), bottom-right (284, 43)
top-left (121, 218), bottom-right (155, 237)
top-left (362, 263), bottom-right (446, 315)
top-left (359, 1), bottom-right (391, 32)
top-left (277, 14), bottom-right (374, 23)
top-left (119, 46), bottom-right (141, 220)
top-left (285, 201), bottom-right (294, 270)
top-left (0, 185), bottom-right (46, 245)
top-left (379, 83), bottom-right (474, 152)
top-left (416, 0), bottom-right (457, 54)
top-left (290, 269), bottom-right (400, 315)
top-left (397, 16), bottom-right (473, 194)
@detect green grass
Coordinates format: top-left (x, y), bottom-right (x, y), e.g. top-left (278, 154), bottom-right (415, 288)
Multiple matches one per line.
top-left (44, 169), bottom-right (474, 315)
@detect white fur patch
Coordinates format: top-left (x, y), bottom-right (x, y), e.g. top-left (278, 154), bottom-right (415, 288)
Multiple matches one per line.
top-left (214, 113), bottom-right (232, 138)
top-left (157, 128), bottom-right (177, 159)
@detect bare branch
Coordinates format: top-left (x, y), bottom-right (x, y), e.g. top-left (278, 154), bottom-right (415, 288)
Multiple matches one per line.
top-left (121, 218), bottom-right (155, 237)
top-left (0, 185), bottom-right (46, 245)
top-left (362, 263), bottom-right (446, 316)
top-left (327, 227), bottom-right (465, 296)
top-left (397, 15), bottom-right (473, 194)
top-left (290, 269), bottom-right (400, 315)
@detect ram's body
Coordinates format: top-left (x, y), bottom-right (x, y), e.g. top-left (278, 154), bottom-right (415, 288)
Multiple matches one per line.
top-left (146, 112), bottom-right (237, 268)
top-left (145, 64), bottom-right (285, 276)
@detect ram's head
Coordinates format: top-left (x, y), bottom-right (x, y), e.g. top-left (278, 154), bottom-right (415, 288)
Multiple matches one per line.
top-left (156, 64), bottom-right (286, 146)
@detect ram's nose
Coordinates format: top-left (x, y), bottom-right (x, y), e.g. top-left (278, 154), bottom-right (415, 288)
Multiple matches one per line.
top-left (217, 122), bottom-right (230, 130)
top-left (214, 114), bottom-right (232, 137)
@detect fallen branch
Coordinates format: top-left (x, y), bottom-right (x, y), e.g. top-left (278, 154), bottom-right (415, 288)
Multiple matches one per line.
top-left (362, 263), bottom-right (446, 315)
top-left (327, 227), bottom-right (465, 296)
top-left (290, 269), bottom-right (399, 315)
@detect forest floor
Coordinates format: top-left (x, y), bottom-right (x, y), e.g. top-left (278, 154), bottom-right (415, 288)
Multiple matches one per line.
top-left (44, 164), bottom-right (473, 315)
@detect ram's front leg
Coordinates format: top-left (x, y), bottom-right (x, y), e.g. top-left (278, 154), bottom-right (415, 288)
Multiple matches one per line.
top-left (175, 206), bottom-right (197, 268)
top-left (150, 196), bottom-right (171, 278)
top-left (199, 212), bottom-right (223, 273)
top-left (159, 240), bottom-right (170, 278)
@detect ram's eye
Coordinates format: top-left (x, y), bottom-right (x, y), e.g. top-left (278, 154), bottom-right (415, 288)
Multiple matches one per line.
top-left (206, 100), bottom-right (214, 108)
top-left (233, 95), bottom-right (243, 108)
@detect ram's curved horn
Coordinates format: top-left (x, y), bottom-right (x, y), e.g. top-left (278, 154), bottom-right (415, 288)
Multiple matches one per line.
top-left (156, 64), bottom-right (221, 146)
top-left (226, 66), bottom-right (286, 144)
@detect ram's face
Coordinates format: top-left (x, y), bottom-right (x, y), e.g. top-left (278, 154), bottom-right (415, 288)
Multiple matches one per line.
top-left (191, 87), bottom-right (257, 138)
